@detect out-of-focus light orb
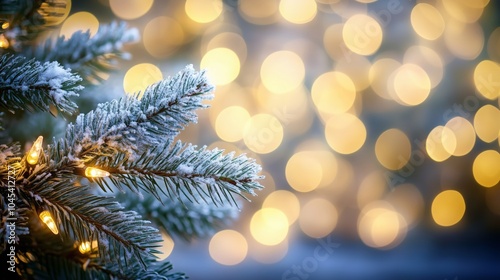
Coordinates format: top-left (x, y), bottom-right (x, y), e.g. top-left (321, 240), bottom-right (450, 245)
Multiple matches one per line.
top-left (444, 117), bottom-right (476, 157)
top-left (286, 152), bottom-right (323, 192)
top-left (215, 106), bottom-right (250, 142)
top-left (369, 58), bottom-right (401, 100)
top-left (109, 0), bottom-right (153, 20)
top-left (444, 21), bottom-right (484, 60)
top-left (385, 184), bottom-right (424, 228)
top-left (325, 113), bottom-right (366, 154)
top-left (343, 14), bottom-right (383, 56)
top-left (473, 150), bottom-right (500, 188)
top-left (431, 190), bottom-right (466, 227)
top-left (391, 64), bottom-right (431, 106)
top-left (201, 48), bottom-right (240, 85)
top-left (441, 0), bottom-right (488, 23)
top-left (123, 63), bottom-right (163, 98)
top-left (311, 71), bottom-right (356, 114)
top-left (260, 51), bottom-right (305, 94)
top-left (426, 126), bottom-right (457, 162)
top-left (299, 198), bottom-right (338, 238)
top-left (209, 230), bottom-right (248, 265)
top-left (243, 114), bottom-right (283, 154)
top-left (143, 17), bottom-right (184, 58)
top-left (375, 129), bottom-right (411, 170)
top-left (263, 190), bottom-right (300, 225)
top-left (206, 32), bottom-right (247, 64)
top-left (474, 105), bottom-right (500, 143)
top-left (410, 3), bottom-right (445, 40)
top-left (250, 208), bottom-right (289, 246)
top-left (239, 0), bottom-right (280, 25)
top-left (474, 60), bottom-right (500, 100)
top-left (357, 171), bottom-right (387, 208)
top-left (279, 0), bottom-right (317, 24)
top-left (358, 201), bottom-right (407, 249)
top-left (403, 46), bottom-right (444, 89)
top-left (60, 12), bottom-right (99, 38)
top-left (185, 0), bottom-right (223, 24)
top-left (323, 24), bottom-right (349, 61)
top-left (156, 232), bottom-right (174, 261)
top-left (335, 54), bottom-right (372, 91)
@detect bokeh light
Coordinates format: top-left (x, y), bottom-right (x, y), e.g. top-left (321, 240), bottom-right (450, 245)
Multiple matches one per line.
top-left (431, 190), bottom-right (466, 227)
top-left (444, 117), bottom-right (476, 157)
top-left (375, 128), bottom-right (411, 170)
top-left (200, 47), bottom-right (240, 85)
top-left (410, 3), bottom-right (445, 40)
top-left (209, 230), bottom-right (248, 265)
top-left (472, 150), bottom-right (500, 188)
top-left (109, 0), bottom-right (153, 20)
top-left (262, 190), bottom-right (300, 225)
top-left (343, 14), bottom-right (383, 56)
top-left (215, 106), bottom-right (251, 142)
top-left (325, 113), bottom-right (366, 154)
top-left (312, 71), bottom-right (356, 114)
top-left (299, 198), bottom-right (338, 238)
top-left (279, 0), bottom-right (317, 24)
top-left (123, 63), bottom-right (163, 98)
top-left (473, 105), bottom-right (500, 143)
top-left (243, 114), bottom-right (283, 154)
top-left (143, 16), bottom-right (184, 58)
top-left (250, 208), bottom-right (289, 246)
top-left (391, 63), bottom-right (431, 106)
top-left (156, 232), bottom-right (174, 261)
top-left (238, 0), bottom-right (280, 25)
top-left (385, 184), bottom-right (424, 228)
top-left (286, 151), bottom-right (323, 192)
top-left (426, 126), bottom-right (457, 162)
top-left (185, 0), bottom-right (223, 24)
top-left (260, 51), bottom-right (305, 94)
top-left (60, 11), bottom-right (99, 38)
top-left (474, 60), bottom-right (500, 100)
top-left (369, 57), bottom-right (401, 100)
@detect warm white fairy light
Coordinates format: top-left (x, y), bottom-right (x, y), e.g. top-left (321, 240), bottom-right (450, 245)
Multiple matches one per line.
top-left (27, 136), bottom-right (43, 165)
top-left (85, 167), bottom-right (110, 178)
top-left (39, 210), bottom-right (59, 235)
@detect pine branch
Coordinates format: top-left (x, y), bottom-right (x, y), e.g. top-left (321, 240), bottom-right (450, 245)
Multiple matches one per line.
top-left (17, 159), bottom-right (162, 271)
top-left (24, 21), bottom-right (140, 84)
top-left (0, 54), bottom-right (83, 115)
top-left (93, 141), bottom-right (263, 207)
top-left (51, 65), bottom-right (213, 164)
top-left (118, 188), bottom-right (238, 242)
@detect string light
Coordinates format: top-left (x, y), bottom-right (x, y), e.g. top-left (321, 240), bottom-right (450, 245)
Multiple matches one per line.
top-left (78, 240), bottom-right (98, 254)
top-left (0, 34), bottom-right (9, 49)
top-left (85, 167), bottom-right (110, 178)
top-left (39, 210), bottom-right (59, 235)
top-left (27, 136), bottom-right (43, 165)
top-left (1, 22), bottom-right (9, 29)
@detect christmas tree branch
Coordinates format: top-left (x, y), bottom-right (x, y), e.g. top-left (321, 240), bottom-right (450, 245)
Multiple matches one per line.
top-left (53, 65), bottom-right (213, 164)
top-left (92, 140), bottom-right (263, 207)
top-left (0, 54), bottom-right (83, 115)
top-left (118, 188), bottom-right (238, 242)
top-left (24, 21), bottom-right (140, 84)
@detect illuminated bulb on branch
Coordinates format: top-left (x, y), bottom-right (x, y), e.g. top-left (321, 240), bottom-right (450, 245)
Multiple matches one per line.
top-left (39, 210), bottom-right (59, 235)
top-left (27, 136), bottom-right (43, 165)
top-left (85, 167), bottom-right (110, 178)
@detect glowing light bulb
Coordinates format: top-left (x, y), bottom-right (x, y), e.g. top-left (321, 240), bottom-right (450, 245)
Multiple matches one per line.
top-left (39, 210), bottom-right (59, 235)
top-left (85, 167), bottom-right (110, 178)
top-left (78, 240), bottom-right (97, 254)
top-left (27, 136), bottom-right (43, 165)
top-left (1, 22), bottom-right (9, 29)
top-left (0, 34), bottom-right (9, 49)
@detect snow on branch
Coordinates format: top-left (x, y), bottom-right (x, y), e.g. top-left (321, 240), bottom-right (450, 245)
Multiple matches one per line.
top-left (24, 21), bottom-right (139, 84)
top-left (93, 140), bottom-right (263, 207)
top-left (55, 65), bottom-right (213, 163)
top-left (0, 54), bottom-right (83, 115)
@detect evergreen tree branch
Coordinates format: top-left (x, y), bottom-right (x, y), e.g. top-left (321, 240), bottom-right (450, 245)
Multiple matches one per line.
top-left (24, 21), bottom-right (140, 84)
top-left (17, 159), bottom-right (162, 271)
top-left (0, 54), bottom-right (83, 115)
top-left (92, 141), bottom-right (263, 207)
top-left (52, 65), bottom-right (213, 164)
top-left (117, 188), bottom-right (238, 242)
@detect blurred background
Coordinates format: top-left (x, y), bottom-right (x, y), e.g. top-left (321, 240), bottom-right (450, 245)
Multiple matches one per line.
top-left (18, 0), bottom-right (500, 279)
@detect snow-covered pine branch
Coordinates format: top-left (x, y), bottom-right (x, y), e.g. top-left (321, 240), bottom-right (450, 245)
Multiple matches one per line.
top-left (52, 65), bottom-right (213, 164)
top-left (93, 140), bottom-right (263, 206)
top-left (0, 54), bottom-right (83, 115)
top-left (118, 188), bottom-right (238, 241)
top-left (24, 21), bottom-right (140, 84)
top-left (18, 162), bottom-right (163, 271)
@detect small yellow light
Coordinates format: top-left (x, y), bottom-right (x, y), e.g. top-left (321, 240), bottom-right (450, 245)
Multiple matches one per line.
top-left (1, 22), bottom-right (9, 29)
top-left (0, 34), bottom-right (9, 49)
top-left (39, 210), bottom-right (59, 235)
top-left (27, 136), bottom-right (43, 165)
top-left (78, 240), bottom-right (98, 254)
top-left (85, 167), bottom-right (110, 178)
